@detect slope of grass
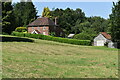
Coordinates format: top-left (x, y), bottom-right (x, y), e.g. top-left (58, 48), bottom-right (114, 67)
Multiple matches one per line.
top-left (0, 40), bottom-right (2, 79)
top-left (1, 35), bottom-right (118, 78)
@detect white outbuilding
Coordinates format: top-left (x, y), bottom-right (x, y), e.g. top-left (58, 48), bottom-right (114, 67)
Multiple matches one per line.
top-left (94, 32), bottom-right (117, 48)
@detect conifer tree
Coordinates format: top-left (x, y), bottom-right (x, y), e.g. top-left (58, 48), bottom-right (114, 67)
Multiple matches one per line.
top-left (2, 2), bottom-right (15, 34)
top-left (110, 1), bottom-right (120, 48)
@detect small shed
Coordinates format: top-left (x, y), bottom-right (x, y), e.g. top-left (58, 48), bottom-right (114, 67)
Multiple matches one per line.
top-left (94, 32), bottom-right (117, 48)
top-left (68, 34), bottom-right (75, 38)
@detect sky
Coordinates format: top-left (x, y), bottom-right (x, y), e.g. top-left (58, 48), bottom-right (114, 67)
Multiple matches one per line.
top-left (33, 2), bottom-right (113, 19)
top-left (12, 0), bottom-right (118, 19)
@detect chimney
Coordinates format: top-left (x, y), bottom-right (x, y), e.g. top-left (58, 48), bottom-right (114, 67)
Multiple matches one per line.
top-left (55, 17), bottom-right (57, 25)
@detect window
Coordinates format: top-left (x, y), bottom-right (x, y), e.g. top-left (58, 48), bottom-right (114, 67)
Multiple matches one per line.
top-left (37, 27), bottom-right (40, 30)
top-left (32, 27), bottom-right (34, 30)
top-left (43, 26), bottom-right (46, 30)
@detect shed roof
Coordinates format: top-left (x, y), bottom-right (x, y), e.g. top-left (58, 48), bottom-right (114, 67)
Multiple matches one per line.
top-left (28, 17), bottom-right (55, 27)
top-left (68, 34), bottom-right (75, 38)
top-left (101, 32), bottom-right (111, 39)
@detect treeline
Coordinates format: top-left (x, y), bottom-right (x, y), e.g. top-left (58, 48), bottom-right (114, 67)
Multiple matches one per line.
top-left (42, 7), bottom-right (110, 40)
top-left (50, 8), bottom-right (110, 35)
top-left (2, 0), bottom-right (37, 34)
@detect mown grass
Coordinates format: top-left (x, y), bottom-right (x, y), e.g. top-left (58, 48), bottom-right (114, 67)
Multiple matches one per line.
top-left (1, 35), bottom-right (118, 78)
top-left (0, 40), bottom-right (2, 79)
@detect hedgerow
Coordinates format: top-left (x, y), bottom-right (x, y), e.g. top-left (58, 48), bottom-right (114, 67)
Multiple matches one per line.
top-left (11, 31), bottom-right (91, 46)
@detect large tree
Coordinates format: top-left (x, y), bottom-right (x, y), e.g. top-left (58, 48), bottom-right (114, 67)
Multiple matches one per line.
top-left (2, 2), bottom-right (15, 34)
top-left (13, 1), bottom-right (25, 27)
top-left (13, 0), bottom-right (37, 27)
top-left (22, 0), bottom-right (37, 26)
top-left (50, 8), bottom-right (85, 35)
top-left (110, 1), bottom-right (120, 48)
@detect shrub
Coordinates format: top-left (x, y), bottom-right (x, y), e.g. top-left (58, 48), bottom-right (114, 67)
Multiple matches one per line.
top-left (74, 33), bottom-right (96, 41)
top-left (49, 32), bottom-right (56, 37)
top-left (11, 32), bottom-right (91, 46)
top-left (2, 32), bottom-right (9, 35)
top-left (15, 27), bottom-right (27, 32)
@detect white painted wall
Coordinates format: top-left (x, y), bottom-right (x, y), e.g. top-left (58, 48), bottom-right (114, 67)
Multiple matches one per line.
top-left (94, 34), bottom-right (107, 46)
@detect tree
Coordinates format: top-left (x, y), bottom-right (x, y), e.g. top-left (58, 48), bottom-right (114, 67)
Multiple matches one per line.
top-left (22, 0), bottom-right (37, 26)
top-left (73, 28), bottom-right (96, 40)
top-left (13, 1), bottom-right (26, 27)
top-left (110, 1), bottom-right (120, 48)
top-left (13, 0), bottom-right (37, 27)
top-left (2, 2), bottom-right (16, 34)
top-left (42, 7), bottom-right (51, 18)
top-left (50, 8), bottom-right (85, 35)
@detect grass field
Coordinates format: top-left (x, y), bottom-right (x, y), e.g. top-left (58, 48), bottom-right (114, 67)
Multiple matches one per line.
top-left (1, 35), bottom-right (119, 78)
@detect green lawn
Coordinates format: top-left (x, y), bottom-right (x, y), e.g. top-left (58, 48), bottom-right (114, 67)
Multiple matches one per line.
top-left (1, 35), bottom-right (118, 78)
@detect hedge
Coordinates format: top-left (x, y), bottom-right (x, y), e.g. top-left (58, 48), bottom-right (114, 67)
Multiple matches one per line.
top-left (11, 31), bottom-right (91, 46)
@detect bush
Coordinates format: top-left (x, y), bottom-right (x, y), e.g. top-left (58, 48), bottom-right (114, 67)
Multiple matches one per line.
top-left (2, 32), bottom-right (9, 35)
top-left (49, 32), bottom-right (56, 37)
top-left (11, 32), bottom-right (91, 46)
top-left (15, 27), bottom-right (27, 32)
top-left (74, 33), bottom-right (96, 41)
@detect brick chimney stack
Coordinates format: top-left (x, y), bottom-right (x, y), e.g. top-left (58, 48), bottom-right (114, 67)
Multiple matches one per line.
top-left (55, 17), bottom-right (57, 25)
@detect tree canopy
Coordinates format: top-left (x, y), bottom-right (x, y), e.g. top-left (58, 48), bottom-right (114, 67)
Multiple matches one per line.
top-left (110, 1), bottom-right (120, 42)
top-left (2, 2), bottom-right (15, 34)
top-left (110, 1), bottom-right (120, 48)
top-left (13, 0), bottom-right (37, 27)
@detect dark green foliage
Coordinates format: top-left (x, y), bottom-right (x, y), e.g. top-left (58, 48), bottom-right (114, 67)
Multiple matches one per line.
top-left (2, 2), bottom-right (16, 34)
top-left (74, 33), bottom-right (96, 41)
top-left (110, 1), bottom-right (120, 44)
top-left (11, 32), bottom-right (91, 46)
top-left (86, 16), bottom-right (109, 33)
top-left (22, 0), bottom-right (38, 26)
top-left (15, 27), bottom-right (27, 32)
top-left (50, 8), bottom-right (85, 34)
top-left (13, 0), bottom-right (37, 27)
top-left (50, 8), bottom-right (109, 37)
top-left (73, 27), bottom-right (97, 41)
top-left (49, 32), bottom-right (56, 36)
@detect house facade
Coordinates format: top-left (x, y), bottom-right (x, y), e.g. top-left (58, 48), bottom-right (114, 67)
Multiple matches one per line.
top-left (27, 17), bottom-right (64, 37)
top-left (94, 32), bottom-right (117, 48)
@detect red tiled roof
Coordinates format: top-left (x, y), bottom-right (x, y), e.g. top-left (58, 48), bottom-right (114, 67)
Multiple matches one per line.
top-left (101, 32), bottom-right (111, 39)
top-left (28, 17), bottom-right (55, 26)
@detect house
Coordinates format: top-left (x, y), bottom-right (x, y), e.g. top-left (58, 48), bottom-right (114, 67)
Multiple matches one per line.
top-left (27, 17), bottom-right (64, 37)
top-left (94, 32), bottom-right (117, 48)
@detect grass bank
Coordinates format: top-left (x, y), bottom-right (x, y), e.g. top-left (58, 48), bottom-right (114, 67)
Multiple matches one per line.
top-left (1, 35), bottom-right (118, 78)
